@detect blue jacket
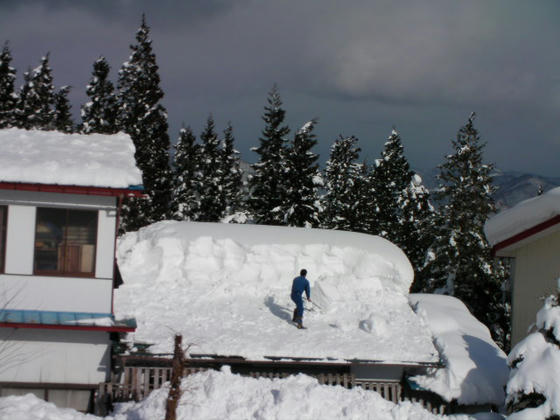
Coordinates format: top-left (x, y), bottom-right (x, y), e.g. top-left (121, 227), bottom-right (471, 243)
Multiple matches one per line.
top-left (291, 275), bottom-right (310, 300)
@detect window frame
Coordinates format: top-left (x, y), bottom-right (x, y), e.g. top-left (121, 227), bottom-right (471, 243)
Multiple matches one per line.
top-left (33, 207), bottom-right (99, 278)
top-left (0, 205), bottom-right (7, 274)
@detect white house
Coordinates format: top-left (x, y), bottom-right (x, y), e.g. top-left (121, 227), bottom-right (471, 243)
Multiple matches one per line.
top-left (0, 128), bottom-right (143, 412)
top-left (485, 187), bottom-right (560, 346)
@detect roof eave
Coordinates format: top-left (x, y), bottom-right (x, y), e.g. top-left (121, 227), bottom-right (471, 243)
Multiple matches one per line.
top-left (0, 182), bottom-right (145, 198)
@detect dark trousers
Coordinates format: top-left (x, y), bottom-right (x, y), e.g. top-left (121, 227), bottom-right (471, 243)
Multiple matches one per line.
top-left (291, 293), bottom-right (304, 322)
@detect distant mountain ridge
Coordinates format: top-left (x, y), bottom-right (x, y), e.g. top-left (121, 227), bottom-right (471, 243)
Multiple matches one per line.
top-left (416, 168), bottom-right (560, 210)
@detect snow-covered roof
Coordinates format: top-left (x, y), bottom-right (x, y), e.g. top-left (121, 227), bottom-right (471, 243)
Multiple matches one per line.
top-left (409, 294), bottom-right (508, 406)
top-left (0, 128), bottom-right (142, 189)
top-left (115, 221), bottom-right (438, 364)
top-left (484, 186), bottom-right (560, 250)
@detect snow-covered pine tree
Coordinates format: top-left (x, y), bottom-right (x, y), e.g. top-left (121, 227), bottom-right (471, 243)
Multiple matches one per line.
top-left (80, 57), bottom-right (118, 134)
top-left (423, 113), bottom-right (510, 348)
top-left (196, 115), bottom-right (226, 222)
top-left (15, 54), bottom-right (56, 130)
top-left (369, 128), bottom-right (413, 240)
top-left (321, 135), bottom-right (363, 231)
top-left (51, 86), bottom-right (73, 133)
top-left (0, 42), bottom-right (17, 128)
top-left (249, 85), bottom-right (290, 225)
top-left (352, 161), bottom-right (376, 234)
top-left (281, 119), bottom-right (322, 227)
top-left (117, 15), bottom-right (172, 231)
top-left (220, 122), bottom-right (244, 221)
top-left (172, 125), bottom-right (201, 221)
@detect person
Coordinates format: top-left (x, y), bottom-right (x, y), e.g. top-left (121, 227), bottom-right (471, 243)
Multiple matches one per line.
top-left (291, 269), bottom-right (311, 329)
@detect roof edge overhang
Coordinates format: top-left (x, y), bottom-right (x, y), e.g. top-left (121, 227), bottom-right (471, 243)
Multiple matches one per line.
top-left (0, 322), bottom-right (135, 333)
top-left (492, 214), bottom-right (560, 257)
top-left (0, 182), bottom-right (144, 198)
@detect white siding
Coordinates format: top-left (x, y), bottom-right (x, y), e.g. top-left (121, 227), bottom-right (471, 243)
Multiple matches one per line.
top-left (95, 209), bottom-right (117, 279)
top-left (0, 274), bottom-right (112, 313)
top-left (0, 329), bottom-right (110, 384)
top-left (4, 205), bottom-right (35, 275)
top-left (511, 230), bottom-right (560, 346)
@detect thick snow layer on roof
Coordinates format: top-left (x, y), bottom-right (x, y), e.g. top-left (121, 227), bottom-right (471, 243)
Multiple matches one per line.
top-left (0, 369), bottom-right (495, 419)
top-left (484, 186), bottom-right (560, 246)
top-left (115, 221), bottom-right (437, 363)
top-left (0, 128), bottom-right (142, 188)
top-left (507, 295), bottom-right (560, 419)
top-left (409, 294), bottom-right (508, 405)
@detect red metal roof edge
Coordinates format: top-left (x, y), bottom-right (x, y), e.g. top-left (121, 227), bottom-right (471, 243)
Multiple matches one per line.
top-left (492, 214), bottom-right (560, 256)
top-left (0, 322), bottom-right (135, 333)
top-left (0, 182), bottom-right (144, 197)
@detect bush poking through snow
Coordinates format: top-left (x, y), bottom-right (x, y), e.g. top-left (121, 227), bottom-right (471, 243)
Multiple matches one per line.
top-left (506, 294), bottom-right (560, 419)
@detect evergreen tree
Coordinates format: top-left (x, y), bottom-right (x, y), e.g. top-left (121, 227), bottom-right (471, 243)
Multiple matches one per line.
top-left (15, 54), bottom-right (55, 130)
top-left (52, 85), bottom-right (73, 133)
top-left (423, 113), bottom-right (510, 348)
top-left (369, 128), bottom-right (413, 240)
top-left (220, 122), bottom-right (244, 220)
top-left (80, 57), bottom-right (118, 134)
top-left (172, 125), bottom-right (201, 221)
top-left (0, 42), bottom-right (17, 128)
top-left (196, 115), bottom-right (226, 222)
top-left (249, 85), bottom-right (290, 225)
top-left (117, 15), bottom-right (172, 231)
top-left (321, 135), bottom-right (362, 231)
top-left (282, 119), bottom-right (322, 227)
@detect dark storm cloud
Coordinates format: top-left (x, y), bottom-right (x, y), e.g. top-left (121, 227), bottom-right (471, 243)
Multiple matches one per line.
top-left (0, 0), bottom-right (559, 175)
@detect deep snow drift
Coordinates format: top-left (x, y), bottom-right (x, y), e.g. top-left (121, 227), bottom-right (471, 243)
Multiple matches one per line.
top-left (409, 294), bottom-right (508, 406)
top-left (115, 221), bottom-right (437, 362)
top-left (0, 368), bottom-right (500, 420)
top-left (0, 128), bottom-right (142, 188)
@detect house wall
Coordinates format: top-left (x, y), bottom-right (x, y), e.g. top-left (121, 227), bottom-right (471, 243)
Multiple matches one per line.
top-left (0, 190), bottom-right (117, 314)
top-left (511, 230), bottom-right (560, 346)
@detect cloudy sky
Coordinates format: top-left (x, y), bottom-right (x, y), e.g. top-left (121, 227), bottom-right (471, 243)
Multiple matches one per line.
top-left (1, 1), bottom-right (559, 176)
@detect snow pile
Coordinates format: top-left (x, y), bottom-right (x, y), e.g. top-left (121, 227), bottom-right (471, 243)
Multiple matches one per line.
top-left (484, 186), bottom-right (560, 246)
top-left (0, 128), bottom-right (142, 188)
top-left (506, 295), bottom-right (560, 419)
top-left (0, 368), bottom-right (498, 420)
top-left (115, 221), bottom-right (437, 362)
top-left (409, 294), bottom-right (508, 406)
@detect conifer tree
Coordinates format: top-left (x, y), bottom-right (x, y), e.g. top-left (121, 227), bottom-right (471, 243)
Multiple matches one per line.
top-left (0, 42), bottom-right (17, 128)
top-left (220, 122), bottom-right (244, 220)
top-left (321, 135), bottom-right (362, 231)
top-left (423, 113), bottom-right (509, 348)
top-left (249, 85), bottom-right (290, 225)
top-left (282, 119), bottom-right (322, 227)
top-left (353, 161), bottom-right (376, 234)
top-left (196, 115), bottom-right (226, 222)
top-left (80, 57), bottom-right (118, 134)
top-left (52, 86), bottom-right (73, 133)
top-left (15, 54), bottom-right (55, 130)
top-left (172, 125), bottom-right (201, 221)
top-left (370, 128), bottom-right (413, 240)
top-left (117, 15), bottom-right (172, 231)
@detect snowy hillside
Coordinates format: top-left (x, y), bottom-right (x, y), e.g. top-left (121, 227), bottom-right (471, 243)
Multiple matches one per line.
top-left (115, 221), bottom-right (437, 363)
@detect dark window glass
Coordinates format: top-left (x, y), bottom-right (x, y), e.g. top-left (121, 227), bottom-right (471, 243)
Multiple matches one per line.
top-left (34, 208), bottom-right (97, 276)
top-left (0, 206), bottom-right (6, 273)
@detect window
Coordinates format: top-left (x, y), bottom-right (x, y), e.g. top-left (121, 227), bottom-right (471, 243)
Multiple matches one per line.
top-left (34, 208), bottom-right (98, 276)
top-left (0, 206), bottom-right (6, 273)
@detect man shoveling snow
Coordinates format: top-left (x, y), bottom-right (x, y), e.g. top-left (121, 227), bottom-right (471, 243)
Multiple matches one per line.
top-left (291, 269), bottom-right (311, 329)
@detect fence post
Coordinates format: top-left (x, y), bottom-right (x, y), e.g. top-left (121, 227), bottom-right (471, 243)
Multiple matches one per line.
top-left (165, 335), bottom-right (184, 420)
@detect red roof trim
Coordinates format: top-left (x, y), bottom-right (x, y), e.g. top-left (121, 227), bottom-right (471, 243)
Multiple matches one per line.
top-left (493, 214), bottom-right (560, 255)
top-left (0, 322), bottom-right (135, 333)
top-left (0, 182), bottom-right (144, 197)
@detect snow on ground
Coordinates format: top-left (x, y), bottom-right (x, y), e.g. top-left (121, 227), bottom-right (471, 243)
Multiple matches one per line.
top-left (115, 221), bottom-right (437, 362)
top-left (0, 368), bottom-right (502, 420)
top-left (506, 295), bottom-right (560, 419)
top-left (409, 294), bottom-right (508, 406)
top-left (484, 186), bottom-right (560, 246)
top-left (0, 128), bottom-right (142, 188)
